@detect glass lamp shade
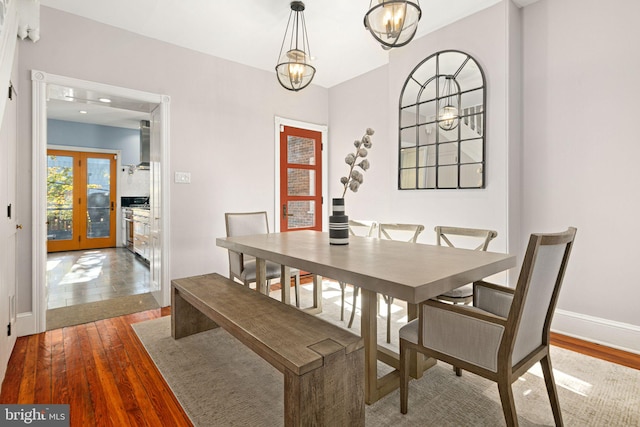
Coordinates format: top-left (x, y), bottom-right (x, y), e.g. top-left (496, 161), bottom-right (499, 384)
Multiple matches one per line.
top-left (438, 105), bottom-right (459, 130)
top-left (438, 76), bottom-right (460, 130)
top-left (276, 48), bottom-right (316, 91)
top-left (364, 1), bottom-right (422, 48)
top-left (275, 1), bottom-right (315, 91)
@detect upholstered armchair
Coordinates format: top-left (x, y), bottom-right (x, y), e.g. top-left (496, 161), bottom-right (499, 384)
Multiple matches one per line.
top-left (224, 211), bottom-right (301, 306)
top-left (400, 227), bottom-right (577, 427)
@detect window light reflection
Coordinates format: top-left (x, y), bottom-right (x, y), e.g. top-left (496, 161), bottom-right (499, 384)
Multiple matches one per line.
top-left (46, 259), bottom-right (61, 271)
top-left (59, 252), bottom-right (106, 285)
top-left (527, 364), bottom-right (592, 396)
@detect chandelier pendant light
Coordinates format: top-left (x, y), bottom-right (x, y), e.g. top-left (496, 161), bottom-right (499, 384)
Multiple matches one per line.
top-left (276, 1), bottom-right (316, 91)
top-left (438, 75), bottom-right (460, 131)
top-left (364, 1), bottom-right (422, 49)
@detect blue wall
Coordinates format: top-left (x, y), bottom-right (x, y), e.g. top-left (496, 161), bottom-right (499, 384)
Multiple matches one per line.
top-left (47, 119), bottom-right (140, 165)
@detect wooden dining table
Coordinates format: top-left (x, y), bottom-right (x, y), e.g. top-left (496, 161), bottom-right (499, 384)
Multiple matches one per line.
top-left (216, 230), bottom-right (516, 404)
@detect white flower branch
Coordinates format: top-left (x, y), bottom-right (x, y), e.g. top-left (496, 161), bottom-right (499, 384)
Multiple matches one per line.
top-left (340, 128), bottom-right (375, 198)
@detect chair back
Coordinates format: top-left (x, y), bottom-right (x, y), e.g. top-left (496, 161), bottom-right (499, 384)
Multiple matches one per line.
top-left (435, 226), bottom-right (497, 251)
top-left (378, 223), bottom-right (424, 242)
top-left (224, 211), bottom-right (270, 277)
top-left (348, 220), bottom-right (377, 237)
top-left (225, 211), bottom-right (269, 237)
top-left (506, 227), bottom-right (577, 366)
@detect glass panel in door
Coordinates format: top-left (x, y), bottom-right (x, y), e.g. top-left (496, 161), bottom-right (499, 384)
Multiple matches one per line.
top-left (47, 153), bottom-right (76, 252)
top-left (86, 157), bottom-right (112, 239)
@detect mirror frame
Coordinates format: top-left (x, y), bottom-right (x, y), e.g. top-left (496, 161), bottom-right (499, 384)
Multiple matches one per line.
top-left (398, 50), bottom-right (486, 190)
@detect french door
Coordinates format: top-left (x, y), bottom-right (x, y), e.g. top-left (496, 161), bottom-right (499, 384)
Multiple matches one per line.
top-left (279, 126), bottom-right (323, 232)
top-left (47, 149), bottom-right (117, 252)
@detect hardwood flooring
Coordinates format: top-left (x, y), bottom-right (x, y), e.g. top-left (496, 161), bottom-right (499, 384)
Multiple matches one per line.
top-left (1, 308), bottom-right (638, 426)
top-left (550, 332), bottom-right (640, 371)
top-left (0, 307), bottom-right (191, 427)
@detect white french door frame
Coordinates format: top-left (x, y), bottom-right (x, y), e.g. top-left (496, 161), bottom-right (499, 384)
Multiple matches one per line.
top-left (274, 117), bottom-right (329, 232)
top-left (26, 70), bottom-right (171, 335)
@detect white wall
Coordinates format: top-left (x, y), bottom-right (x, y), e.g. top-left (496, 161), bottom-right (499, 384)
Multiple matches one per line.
top-left (329, 3), bottom-right (515, 259)
top-left (15, 7), bottom-right (329, 314)
top-left (522, 0), bottom-right (640, 351)
top-left (330, 0), bottom-right (640, 352)
top-left (12, 1), bottom-right (640, 353)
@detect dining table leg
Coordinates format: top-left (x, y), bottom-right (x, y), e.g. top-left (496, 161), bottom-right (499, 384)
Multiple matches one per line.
top-left (280, 265), bottom-right (291, 304)
top-left (360, 290), bottom-right (434, 404)
top-left (361, 288), bottom-right (379, 404)
top-left (255, 257), bottom-right (267, 294)
top-left (313, 275), bottom-right (323, 311)
top-left (359, 289), bottom-right (399, 404)
top-left (301, 275), bottom-right (324, 315)
top-left (406, 303), bottom-right (435, 378)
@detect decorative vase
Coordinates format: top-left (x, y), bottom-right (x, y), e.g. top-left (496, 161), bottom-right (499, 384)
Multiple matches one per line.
top-left (329, 198), bottom-right (349, 245)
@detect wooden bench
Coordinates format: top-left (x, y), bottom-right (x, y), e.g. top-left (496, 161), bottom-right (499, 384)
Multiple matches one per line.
top-left (171, 273), bottom-right (365, 426)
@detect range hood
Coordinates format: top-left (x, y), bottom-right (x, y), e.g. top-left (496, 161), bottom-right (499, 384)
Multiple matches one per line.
top-left (138, 120), bottom-right (150, 170)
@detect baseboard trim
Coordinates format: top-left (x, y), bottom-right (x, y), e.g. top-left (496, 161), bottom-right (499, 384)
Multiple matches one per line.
top-left (15, 311), bottom-right (36, 337)
top-left (552, 309), bottom-right (640, 355)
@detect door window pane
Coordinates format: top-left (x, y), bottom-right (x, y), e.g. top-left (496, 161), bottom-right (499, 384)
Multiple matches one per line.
top-left (287, 136), bottom-right (316, 165)
top-left (86, 157), bottom-right (111, 238)
top-left (287, 168), bottom-right (316, 196)
top-left (286, 201), bottom-right (315, 229)
top-left (47, 155), bottom-right (74, 241)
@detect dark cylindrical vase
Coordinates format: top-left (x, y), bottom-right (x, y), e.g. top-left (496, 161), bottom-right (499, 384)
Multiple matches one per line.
top-left (329, 198), bottom-right (349, 245)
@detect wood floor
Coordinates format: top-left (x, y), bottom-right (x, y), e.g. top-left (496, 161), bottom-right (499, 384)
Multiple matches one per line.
top-left (0, 307), bottom-right (191, 427)
top-left (1, 308), bottom-right (638, 427)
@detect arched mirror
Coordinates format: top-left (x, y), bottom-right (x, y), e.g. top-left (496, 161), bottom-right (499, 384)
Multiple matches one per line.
top-left (398, 50), bottom-right (485, 189)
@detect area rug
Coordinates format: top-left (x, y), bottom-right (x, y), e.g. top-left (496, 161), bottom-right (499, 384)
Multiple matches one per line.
top-left (132, 282), bottom-right (640, 426)
top-left (47, 292), bottom-right (159, 330)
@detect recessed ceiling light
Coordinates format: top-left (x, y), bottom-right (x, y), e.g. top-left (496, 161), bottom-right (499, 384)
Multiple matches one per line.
top-left (99, 97), bottom-right (111, 103)
top-left (79, 110), bottom-right (88, 114)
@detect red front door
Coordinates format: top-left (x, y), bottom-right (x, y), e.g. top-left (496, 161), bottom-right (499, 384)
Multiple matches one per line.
top-left (279, 126), bottom-right (323, 232)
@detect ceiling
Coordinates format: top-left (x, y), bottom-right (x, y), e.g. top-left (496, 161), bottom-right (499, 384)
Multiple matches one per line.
top-left (47, 84), bottom-right (154, 129)
top-left (41, 0), bottom-right (537, 128)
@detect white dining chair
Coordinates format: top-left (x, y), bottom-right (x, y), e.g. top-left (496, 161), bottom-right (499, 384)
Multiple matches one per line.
top-left (338, 220), bottom-right (377, 321)
top-left (348, 222), bottom-right (425, 344)
top-left (434, 226), bottom-right (498, 305)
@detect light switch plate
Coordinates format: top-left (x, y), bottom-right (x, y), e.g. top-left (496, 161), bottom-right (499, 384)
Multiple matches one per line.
top-left (175, 172), bottom-right (191, 184)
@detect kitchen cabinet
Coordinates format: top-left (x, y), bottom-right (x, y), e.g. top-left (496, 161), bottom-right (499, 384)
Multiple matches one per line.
top-left (132, 208), bottom-right (150, 263)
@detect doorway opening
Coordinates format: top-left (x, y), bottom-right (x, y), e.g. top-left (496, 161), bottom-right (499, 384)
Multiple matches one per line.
top-left (28, 71), bottom-right (171, 335)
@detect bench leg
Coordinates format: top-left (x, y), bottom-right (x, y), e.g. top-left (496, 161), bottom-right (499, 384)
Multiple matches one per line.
top-left (284, 340), bottom-right (364, 426)
top-left (171, 285), bottom-right (219, 339)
